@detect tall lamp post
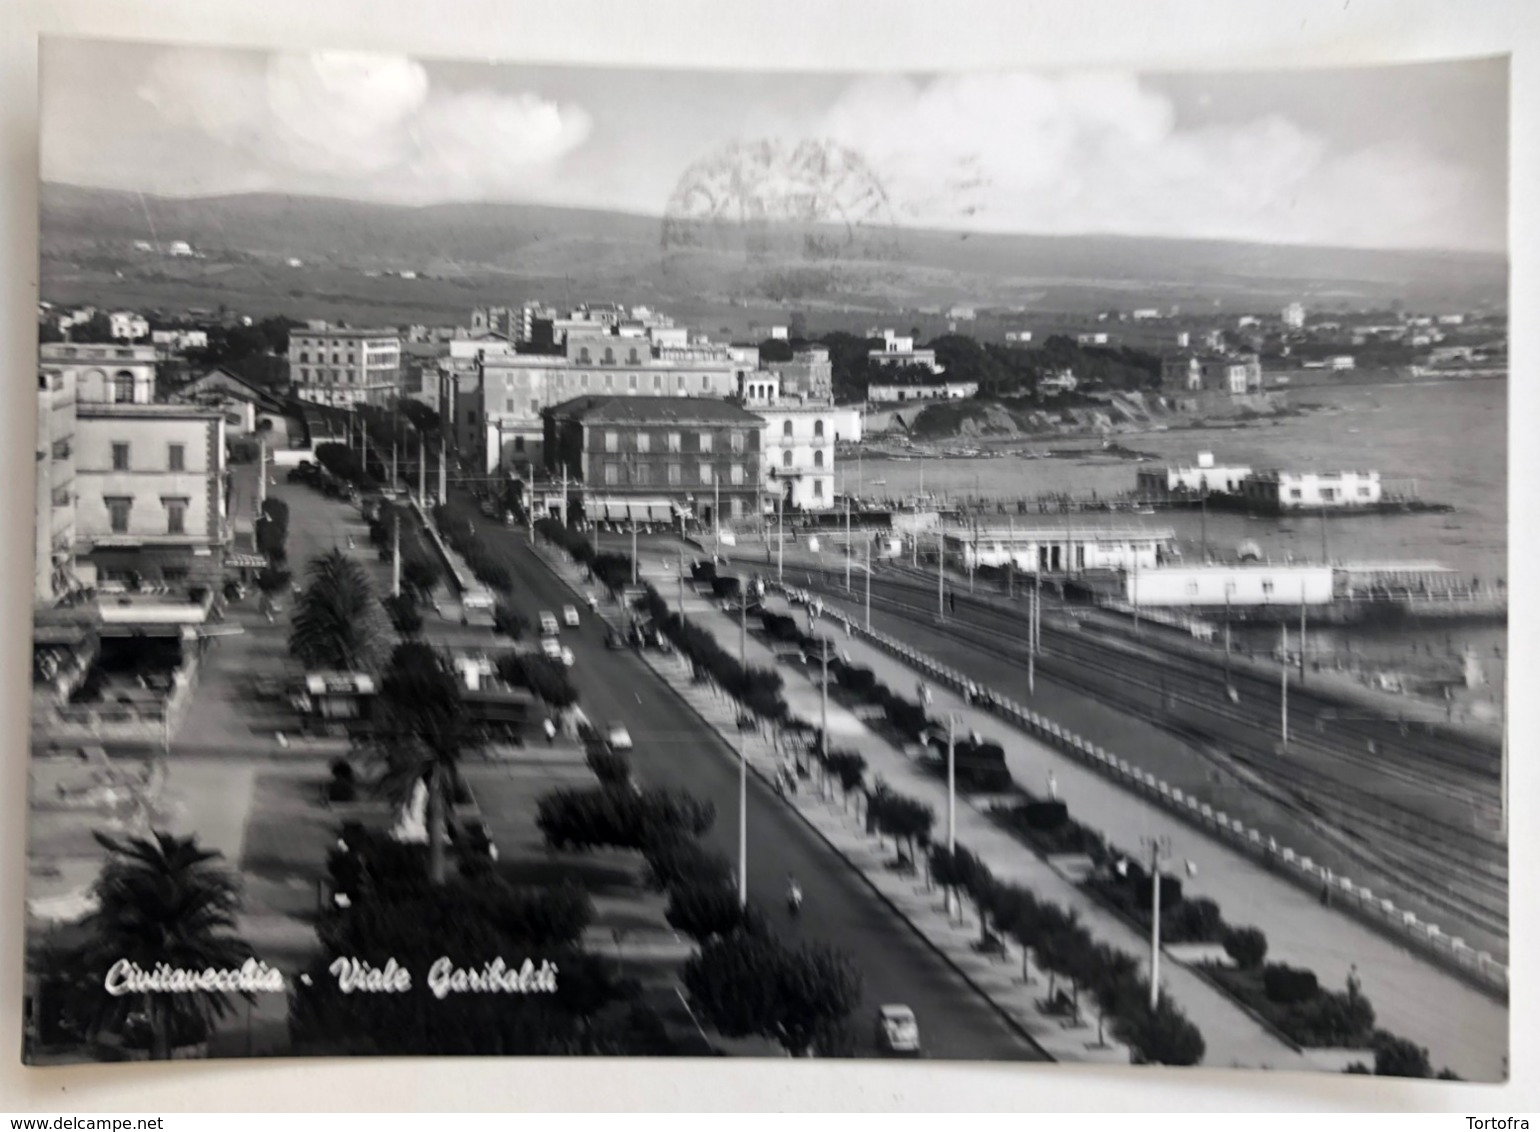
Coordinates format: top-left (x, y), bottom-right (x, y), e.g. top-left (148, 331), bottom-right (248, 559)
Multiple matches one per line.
top-left (937, 523), bottom-right (946, 620)
top-left (864, 540), bottom-right (872, 631)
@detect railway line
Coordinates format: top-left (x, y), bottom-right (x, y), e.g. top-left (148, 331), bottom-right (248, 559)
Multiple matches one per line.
top-left (774, 562), bottom-right (1507, 950)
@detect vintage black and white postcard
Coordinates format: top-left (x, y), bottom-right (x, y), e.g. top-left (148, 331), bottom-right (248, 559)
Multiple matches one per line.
top-left (24, 37), bottom-right (1508, 1080)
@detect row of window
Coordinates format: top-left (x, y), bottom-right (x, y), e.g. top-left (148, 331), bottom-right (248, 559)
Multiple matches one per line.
top-left (102, 495), bottom-right (191, 535)
top-left (603, 463), bottom-right (747, 487)
top-left (108, 442), bottom-right (188, 472)
top-left (601, 430), bottom-right (746, 455)
top-left (493, 371), bottom-right (720, 397)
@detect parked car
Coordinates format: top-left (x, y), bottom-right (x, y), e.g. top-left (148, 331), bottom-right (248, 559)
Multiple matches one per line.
top-left (562, 604), bottom-right (580, 628)
top-left (561, 646), bottom-right (576, 668)
top-left (539, 611), bottom-right (559, 637)
top-left (605, 629), bottom-right (627, 650)
top-left (540, 636), bottom-right (563, 661)
top-left (606, 724), bottom-right (633, 751)
top-left (875, 1005), bottom-right (921, 1056)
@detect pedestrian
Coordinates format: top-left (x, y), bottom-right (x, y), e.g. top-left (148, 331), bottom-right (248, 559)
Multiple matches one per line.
top-left (949, 593), bottom-right (956, 614)
top-left (1048, 771), bottom-right (1058, 800)
top-left (543, 717), bottom-right (557, 745)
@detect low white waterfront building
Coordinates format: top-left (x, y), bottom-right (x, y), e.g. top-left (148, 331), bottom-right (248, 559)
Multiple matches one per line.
top-left (948, 525), bottom-right (1175, 574)
top-left (1125, 565), bottom-right (1334, 608)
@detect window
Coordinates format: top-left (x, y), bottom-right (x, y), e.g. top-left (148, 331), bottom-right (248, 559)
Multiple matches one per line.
top-left (668, 464), bottom-right (682, 486)
top-left (635, 465), bottom-right (650, 485)
top-left (630, 349), bottom-right (641, 364)
top-left (604, 431), bottom-right (619, 453)
top-left (677, 375), bottom-right (685, 391)
top-left (730, 499), bottom-right (744, 518)
top-left (730, 431), bottom-right (745, 453)
top-left (605, 463), bottom-right (619, 485)
top-left (1320, 488), bottom-right (1336, 502)
top-left (52, 439), bottom-right (71, 460)
top-left (580, 348), bottom-right (591, 363)
top-left (653, 374), bottom-right (662, 391)
top-left (1288, 489), bottom-right (1303, 500)
top-left (635, 432), bottom-right (651, 454)
top-left (162, 566), bottom-right (189, 583)
top-left (1185, 581), bottom-right (1200, 596)
top-left (603, 348), bottom-right (615, 365)
top-left (813, 450), bottom-right (825, 468)
top-left (111, 442), bottom-right (130, 471)
top-left (604, 374), bottom-right (613, 391)
top-left (506, 397), bottom-right (516, 412)
top-left (347, 353), bottom-right (355, 364)
top-left (667, 432), bottom-right (682, 453)
top-left (730, 464), bottom-right (744, 486)
top-left (163, 497), bottom-right (188, 535)
top-left (514, 437), bottom-right (525, 453)
top-left (113, 373), bottom-right (135, 403)
top-left (105, 497), bottom-right (131, 533)
top-left (782, 450), bottom-right (793, 468)
top-left (299, 352), bottom-right (309, 363)
top-left (52, 487), bottom-right (70, 508)
top-left (783, 420), bottom-right (794, 438)
top-left (530, 400), bottom-right (539, 415)
top-left (1261, 580), bottom-right (1275, 596)
top-left (1223, 581), bottom-right (1237, 596)
top-left (699, 464), bottom-right (713, 486)
top-left (699, 432), bottom-right (713, 454)
top-left (814, 419), bottom-right (825, 438)
top-left (701, 375), bottom-right (711, 391)
top-left (1358, 485), bottom-right (1372, 497)
top-left (628, 374), bottom-right (637, 390)
top-left (813, 479), bottom-right (825, 498)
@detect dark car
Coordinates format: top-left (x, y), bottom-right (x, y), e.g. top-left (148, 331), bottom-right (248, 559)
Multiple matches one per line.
top-left (605, 629), bottom-right (627, 650)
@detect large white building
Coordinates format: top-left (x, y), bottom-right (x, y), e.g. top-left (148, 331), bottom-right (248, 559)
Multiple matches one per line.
top-left (1135, 452), bottom-right (1253, 496)
top-left (949, 525), bottom-right (1175, 574)
top-left (1283, 302), bottom-right (1307, 329)
top-left (1126, 565), bottom-right (1334, 608)
top-left (1241, 470), bottom-right (1383, 512)
top-left (109, 311), bottom-right (150, 341)
top-left (867, 381), bottom-right (978, 404)
top-left (288, 327), bottom-right (402, 407)
top-left (737, 373), bottom-right (835, 512)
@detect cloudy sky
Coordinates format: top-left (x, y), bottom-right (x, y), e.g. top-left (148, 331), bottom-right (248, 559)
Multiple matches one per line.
top-left (40, 38), bottom-right (1507, 253)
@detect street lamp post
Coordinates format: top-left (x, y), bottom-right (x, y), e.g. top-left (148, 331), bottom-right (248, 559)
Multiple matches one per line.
top-left (864, 541), bottom-right (872, 631)
top-left (1142, 837), bottom-right (1173, 1010)
top-left (632, 522), bottom-right (638, 586)
top-left (777, 491), bottom-right (784, 583)
top-left (392, 516), bottom-right (401, 598)
top-left (737, 719), bottom-right (747, 909)
top-left (937, 525), bottom-right (945, 620)
top-left (1281, 622), bottom-right (1291, 746)
top-left (845, 487), bottom-right (852, 593)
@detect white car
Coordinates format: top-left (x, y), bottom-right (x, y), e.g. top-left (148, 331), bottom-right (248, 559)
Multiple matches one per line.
top-left (539, 611), bottom-right (559, 637)
top-left (540, 636), bottom-right (563, 661)
top-left (561, 646), bottom-right (576, 668)
top-left (606, 724), bottom-right (633, 751)
top-left (876, 1005), bottom-right (921, 1056)
top-left (562, 604), bottom-right (581, 628)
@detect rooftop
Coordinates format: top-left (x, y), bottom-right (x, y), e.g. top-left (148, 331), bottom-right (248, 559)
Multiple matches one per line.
top-left (290, 328), bottom-right (401, 341)
top-left (76, 403), bottom-right (224, 420)
top-left (547, 395), bottom-right (765, 426)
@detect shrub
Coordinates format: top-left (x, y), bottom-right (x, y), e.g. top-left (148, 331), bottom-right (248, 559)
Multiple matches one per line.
top-left (1020, 801), bottom-right (1070, 831)
top-left (1262, 963), bottom-right (1320, 1005)
top-left (1163, 897), bottom-right (1225, 944)
top-left (1222, 926), bottom-right (1268, 970)
top-left (382, 594), bottom-right (423, 636)
top-left (492, 603), bottom-right (528, 639)
top-left (1372, 1032), bottom-right (1433, 1078)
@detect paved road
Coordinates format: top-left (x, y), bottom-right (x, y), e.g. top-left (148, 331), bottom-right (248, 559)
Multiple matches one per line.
top-left (444, 492), bottom-right (1045, 1062)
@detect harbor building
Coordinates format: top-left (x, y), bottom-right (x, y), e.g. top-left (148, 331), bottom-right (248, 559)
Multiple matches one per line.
top-left (736, 373), bottom-right (836, 513)
top-left (1124, 565), bottom-right (1335, 608)
top-left (1136, 451), bottom-right (1253, 497)
top-left (947, 525), bottom-right (1175, 574)
top-left (1241, 470), bottom-right (1382, 512)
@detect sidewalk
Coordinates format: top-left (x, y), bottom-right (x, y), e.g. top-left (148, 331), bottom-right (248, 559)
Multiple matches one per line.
top-left (760, 584), bottom-right (1507, 1083)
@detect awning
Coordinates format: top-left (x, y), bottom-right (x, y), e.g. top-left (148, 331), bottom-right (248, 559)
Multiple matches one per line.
top-left (588, 498), bottom-right (678, 524)
top-left (227, 553), bottom-right (268, 569)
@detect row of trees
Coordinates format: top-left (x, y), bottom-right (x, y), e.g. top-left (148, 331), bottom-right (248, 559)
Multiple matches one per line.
top-left (536, 751), bottom-right (863, 1057)
top-left (433, 503), bottom-right (514, 594)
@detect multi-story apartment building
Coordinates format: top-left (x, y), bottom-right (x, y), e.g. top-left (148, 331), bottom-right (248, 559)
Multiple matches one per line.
top-left (288, 327), bottom-right (402, 407)
top-left (737, 373), bottom-right (835, 512)
top-left (40, 344), bottom-right (230, 590)
top-left (543, 395), bottom-right (765, 529)
top-left (35, 369), bottom-right (77, 604)
top-left (1160, 352), bottom-right (1264, 395)
top-left (458, 332), bottom-right (737, 477)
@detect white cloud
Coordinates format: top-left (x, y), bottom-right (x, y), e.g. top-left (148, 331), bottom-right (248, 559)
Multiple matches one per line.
top-left (811, 71), bottom-right (1486, 250)
top-left (135, 48), bottom-right (593, 202)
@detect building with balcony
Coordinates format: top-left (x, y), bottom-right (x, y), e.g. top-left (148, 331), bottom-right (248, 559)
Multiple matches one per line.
top-left (868, 330), bottom-right (941, 374)
top-left (40, 343), bottom-right (158, 405)
top-left (866, 381), bottom-right (978, 404)
top-left (1160, 352), bottom-right (1264, 395)
top-left (542, 395), bottom-right (765, 530)
top-left (36, 369), bottom-right (77, 604)
top-left (288, 327), bottom-right (402, 407)
top-left (737, 374), bottom-right (835, 512)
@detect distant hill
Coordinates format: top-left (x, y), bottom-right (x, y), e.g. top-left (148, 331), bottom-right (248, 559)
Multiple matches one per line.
top-left (39, 183), bottom-right (1508, 318)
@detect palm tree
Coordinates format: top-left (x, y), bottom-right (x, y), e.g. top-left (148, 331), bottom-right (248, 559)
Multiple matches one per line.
top-left (289, 549), bottom-right (384, 671)
top-left (69, 831), bottom-right (252, 1060)
top-left (371, 642), bottom-right (483, 885)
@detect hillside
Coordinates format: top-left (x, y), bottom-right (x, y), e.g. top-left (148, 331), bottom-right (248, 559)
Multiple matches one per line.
top-left (39, 184), bottom-right (1509, 322)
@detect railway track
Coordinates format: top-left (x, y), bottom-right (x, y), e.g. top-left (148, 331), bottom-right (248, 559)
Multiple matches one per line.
top-left (783, 565), bottom-right (1508, 947)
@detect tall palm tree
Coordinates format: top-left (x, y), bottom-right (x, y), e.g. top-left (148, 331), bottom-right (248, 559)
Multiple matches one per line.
top-left (372, 642), bottom-right (483, 885)
top-left (70, 831), bottom-right (253, 1060)
top-left (289, 549), bottom-right (384, 671)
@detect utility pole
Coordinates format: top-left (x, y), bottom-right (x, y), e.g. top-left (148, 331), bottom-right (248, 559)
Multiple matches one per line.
top-left (1223, 593), bottom-right (1232, 685)
top-left (1145, 837), bottom-right (1172, 1010)
top-left (1034, 567), bottom-right (1042, 654)
top-left (1281, 623), bottom-right (1290, 746)
top-left (1133, 555), bottom-right (1141, 635)
top-left (256, 439), bottom-right (267, 508)
top-left (864, 541), bottom-right (872, 631)
top-left (392, 516), bottom-right (401, 598)
top-left (1299, 598), bottom-right (1307, 686)
top-left (437, 445), bottom-right (446, 506)
top-left (417, 430), bottom-right (426, 504)
top-left (737, 721), bottom-right (747, 909)
top-left (1007, 514), bottom-right (1014, 599)
top-left (1028, 579), bottom-right (1036, 694)
top-left (713, 475), bottom-right (720, 559)
top-left (632, 523), bottom-right (638, 586)
top-left (820, 640), bottom-right (830, 766)
top-left (845, 491), bottom-right (852, 592)
top-left (740, 586), bottom-right (747, 668)
top-left (937, 525), bottom-right (945, 620)
top-left (1200, 487), bottom-right (1208, 563)
top-left (777, 492), bottom-right (784, 583)
top-left (946, 713), bottom-right (957, 853)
